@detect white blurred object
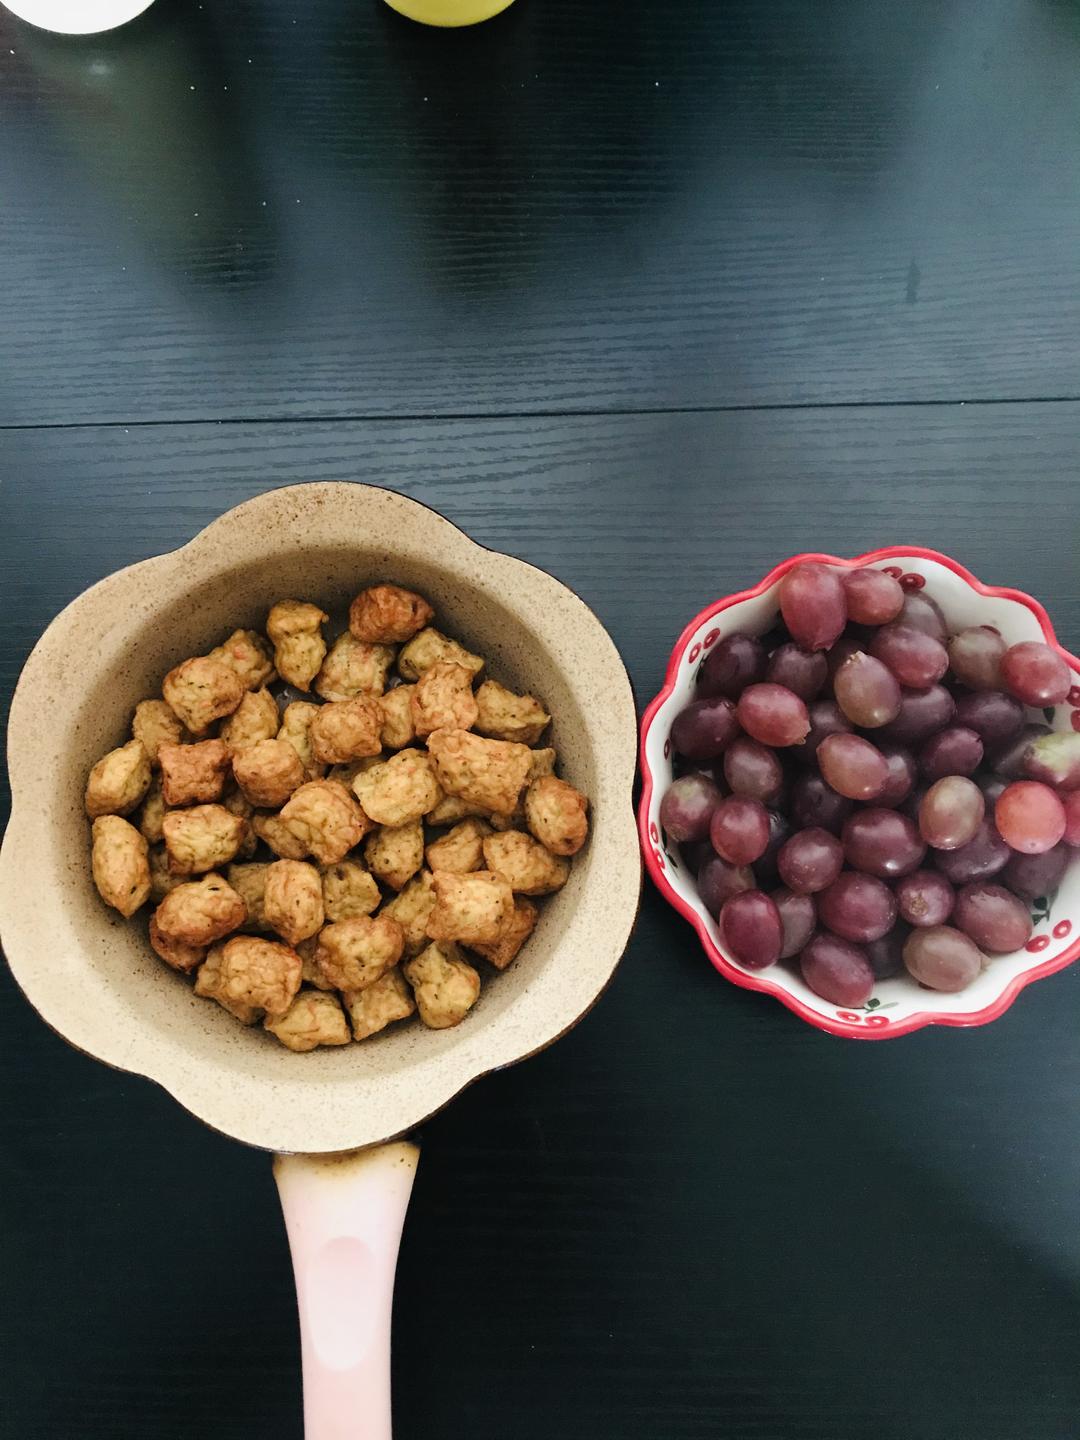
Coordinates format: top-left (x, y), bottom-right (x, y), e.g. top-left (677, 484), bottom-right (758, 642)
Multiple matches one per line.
top-left (1, 0), bottom-right (155, 33)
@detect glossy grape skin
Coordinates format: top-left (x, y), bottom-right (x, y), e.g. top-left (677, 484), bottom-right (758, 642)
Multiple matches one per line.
top-left (842, 808), bottom-right (926, 879)
top-left (697, 856), bottom-right (755, 917)
top-left (1064, 791), bottom-right (1080, 846)
top-left (736, 684), bottom-right (810, 747)
top-left (877, 746), bottom-right (917, 806)
top-left (953, 882), bottom-right (1033, 954)
top-left (989, 723), bottom-right (1052, 779)
top-left (723, 736), bottom-right (785, 803)
top-left (876, 685), bottom-right (956, 746)
top-left (818, 872), bottom-right (898, 943)
top-left (818, 733), bottom-right (889, 801)
top-left (954, 690), bottom-right (1025, 749)
top-left (766, 643), bottom-right (828, 702)
top-left (947, 626), bottom-right (1006, 690)
top-left (1000, 641), bottom-right (1071, 707)
top-left (720, 890), bottom-right (783, 969)
top-left (1000, 844), bottom-right (1069, 902)
top-left (895, 869), bottom-right (955, 928)
top-left (660, 774), bottom-right (722, 843)
top-left (792, 699), bottom-right (853, 767)
top-left (753, 809), bottom-right (790, 889)
top-left (709, 796), bottom-right (771, 866)
top-left (1022, 731), bottom-right (1080, 791)
top-left (671, 697), bottom-right (741, 759)
top-left (903, 926), bottom-right (983, 992)
top-left (779, 563), bottom-right (848, 652)
top-left (995, 781), bottom-right (1066, 854)
top-left (698, 633), bottom-right (767, 700)
top-left (932, 817), bottom-right (1011, 884)
top-left (799, 933), bottom-right (874, 1007)
top-left (899, 590), bottom-right (948, 642)
top-left (918, 725), bottom-right (983, 781)
top-left (865, 924), bottom-right (910, 979)
top-left (772, 887), bottom-right (817, 959)
top-left (869, 623), bottom-right (950, 689)
top-left (843, 567), bottom-right (904, 625)
top-left (833, 652), bottom-right (902, 728)
top-left (919, 776), bottom-right (985, 851)
top-left (790, 772), bottom-right (854, 835)
top-left (777, 827), bottom-right (844, 894)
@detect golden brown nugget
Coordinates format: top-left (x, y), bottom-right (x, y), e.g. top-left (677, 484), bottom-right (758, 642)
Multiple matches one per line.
top-left (148, 914), bottom-right (205, 973)
top-left (265, 991), bottom-right (351, 1052)
top-left (310, 697), bottom-right (384, 765)
top-left (321, 861), bottom-right (381, 921)
top-left (299, 937), bottom-right (335, 992)
top-left (411, 662), bottom-right (479, 738)
top-left (163, 804), bottom-right (247, 876)
top-left (426, 870), bottom-right (513, 946)
top-left (85, 738), bottom-right (152, 819)
top-left (487, 750), bottom-right (557, 831)
top-left (154, 873), bottom-right (247, 947)
top-left (195, 945), bottom-right (260, 1024)
top-left (425, 792), bottom-right (491, 827)
top-left (207, 629), bottom-right (276, 691)
top-left (345, 968), bottom-right (417, 1040)
top-left (425, 817), bottom-right (492, 875)
top-left (252, 811), bottom-right (310, 860)
top-left (381, 869), bottom-right (436, 957)
top-left (158, 738), bottom-right (231, 807)
top-left (378, 684), bottom-right (417, 750)
top-left (263, 860), bottom-right (325, 947)
top-left (474, 680), bottom-right (551, 746)
top-left (351, 749), bottom-right (442, 828)
top-left (219, 688), bottom-right (280, 754)
top-left (348, 584), bottom-right (434, 645)
top-left (137, 776), bottom-right (167, 845)
top-left (132, 699), bottom-right (185, 767)
top-left (469, 897), bottom-right (538, 971)
top-left (232, 738), bottom-right (305, 809)
top-left (315, 633), bottom-right (395, 702)
top-left (404, 941), bottom-right (481, 1030)
top-left (195, 935), bottom-right (301, 1021)
top-left (426, 728), bottom-right (532, 818)
top-left (149, 845), bottom-right (184, 902)
top-left (524, 775), bottom-right (590, 857)
top-left (482, 830), bottom-right (570, 895)
top-left (226, 862), bottom-right (271, 931)
top-left (278, 701), bottom-right (327, 781)
top-left (313, 915), bottom-right (405, 992)
top-left (91, 815), bottom-right (151, 917)
top-left (162, 655), bottom-right (244, 735)
top-left (266, 600), bottom-right (329, 691)
top-left (364, 821), bottom-right (424, 892)
top-left (397, 627), bottom-right (484, 683)
top-left (279, 779), bottom-right (370, 864)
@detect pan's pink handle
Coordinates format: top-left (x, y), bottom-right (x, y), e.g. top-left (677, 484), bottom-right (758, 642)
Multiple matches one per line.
top-left (274, 1144), bottom-right (420, 1440)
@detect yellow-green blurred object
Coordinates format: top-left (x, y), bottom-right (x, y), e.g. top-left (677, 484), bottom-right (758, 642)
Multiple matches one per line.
top-left (383, 0), bottom-right (515, 25)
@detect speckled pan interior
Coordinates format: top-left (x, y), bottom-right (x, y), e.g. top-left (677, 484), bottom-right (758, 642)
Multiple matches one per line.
top-left (0, 483), bottom-right (640, 1153)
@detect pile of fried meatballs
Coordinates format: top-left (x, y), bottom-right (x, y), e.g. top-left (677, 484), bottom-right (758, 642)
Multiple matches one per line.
top-left (85, 584), bottom-right (590, 1052)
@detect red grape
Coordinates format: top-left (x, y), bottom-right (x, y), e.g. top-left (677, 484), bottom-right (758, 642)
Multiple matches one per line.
top-left (698, 633), bottom-right (767, 700)
top-left (876, 685), bottom-right (956, 746)
top-left (772, 887), bottom-right (817, 959)
top-left (1021, 731), bottom-right (1080, 791)
top-left (660, 774), bottom-right (722, 843)
top-left (989, 723), bottom-right (1052, 779)
top-left (919, 776), bottom-right (985, 850)
top-left (903, 926), bottom-right (983, 992)
top-left (899, 590), bottom-right (948, 641)
top-left (954, 690), bottom-right (1025, 748)
top-left (1000, 844), bottom-right (1068, 902)
top-left (720, 890), bottom-right (783, 969)
top-left (671, 697), bottom-right (741, 759)
top-left (833, 651), bottom-right (902, 728)
top-left (723, 736), bottom-right (785, 802)
top-left (793, 699), bottom-right (853, 767)
top-left (953, 882), bottom-right (1033, 954)
top-left (753, 808), bottom-right (791, 889)
top-left (736, 684), bottom-right (810, 747)
top-left (818, 871), bottom-right (898, 942)
top-left (697, 856), bottom-right (755, 917)
top-left (895, 869), bottom-right (955, 927)
top-left (779, 562), bottom-right (847, 652)
top-left (818, 733), bottom-right (889, 801)
top-left (865, 924), bottom-right (910, 978)
top-left (932, 817), bottom-right (1011, 884)
top-left (1000, 641), bottom-right (1071, 707)
top-left (842, 808), bottom-right (926, 878)
top-left (766, 643), bottom-right (828, 701)
top-left (877, 746), bottom-right (917, 806)
top-left (947, 626), bottom-right (1005, 690)
top-left (843, 567), bottom-right (904, 625)
top-left (799, 933), bottom-right (874, 1006)
top-left (1064, 791), bottom-right (1080, 847)
top-left (710, 796), bottom-right (771, 866)
top-left (777, 827), bottom-right (844, 894)
top-left (995, 781), bottom-right (1066, 854)
top-left (918, 726), bottom-right (983, 781)
top-left (870, 623), bottom-right (949, 689)
top-left (790, 771), bottom-right (854, 835)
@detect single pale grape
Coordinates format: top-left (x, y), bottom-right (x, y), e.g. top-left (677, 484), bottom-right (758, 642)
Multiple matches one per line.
top-left (947, 626), bottom-right (1005, 691)
top-left (698, 633), bottom-right (767, 700)
top-left (777, 827), bottom-right (844, 894)
top-left (1000, 844), bottom-right (1068, 902)
top-left (865, 924), bottom-right (910, 979)
top-left (779, 562), bottom-right (847, 652)
top-left (1022, 731), bottom-right (1080, 791)
top-left (1064, 791), bottom-right (1080, 846)
top-left (697, 856), bottom-right (755, 917)
top-left (876, 685), bottom-right (955, 746)
top-left (899, 590), bottom-right (948, 642)
top-left (877, 746), bottom-right (917, 806)
top-left (932, 817), bottom-right (1011, 884)
top-left (790, 771), bottom-right (854, 835)
top-left (843, 567), bottom-right (904, 625)
top-left (833, 651), bottom-right (902, 728)
top-left (919, 776), bottom-right (985, 851)
top-left (799, 932), bottom-right (874, 1007)
top-left (817, 871), bottom-right (897, 943)
top-left (723, 736), bottom-right (785, 803)
top-left (995, 781), bottom-right (1066, 854)
top-left (753, 808), bottom-right (790, 889)
top-left (766, 643), bottom-right (828, 701)
top-left (710, 796), bottom-right (771, 866)
top-left (792, 699), bottom-right (852, 767)
top-left (842, 808), bottom-right (926, 879)
top-left (903, 926), bottom-right (983, 992)
top-left (818, 733), bottom-right (889, 801)
top-left (954, 690), bottom-right (1025, 748)
top-left (953, 882), bottom-right (1033, 954)
top-left (671, 697), bottom-right (741, 759)
top-left (918, 725), bottom-right (983, 781)
top-left (720, 890), bottom-right (783, 969)
top-left (896, 869), bottom-right (955, 928)
top-left (736, 683), bottom-right (810, 747)
top-left (1000, 641), bottom-right (1071, 707)
top-left (772, 886), bottom-right (817, 959)
top-left (989, 723), bottom-right (1052, 779)
top-left (660, 774), bottom-right (722, 843)
top-left (869, 623), bottom-right (949, 689)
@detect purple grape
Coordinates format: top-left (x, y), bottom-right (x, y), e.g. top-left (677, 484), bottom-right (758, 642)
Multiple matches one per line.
top-left (842, 808), bottom-right (926, 879)
top-left (818, 872), bottom-right (898, 943)
top-left (1000, 844), bottom-right (1068, 902)
top-left (698, 633), bottom-right (767, 700)
top-left (792, 699), bottom-right (853, 767)
top-left (825, 635), bottom-right (864, 682)
top-left (899, 590), bottom-right (948, 642)
top-left (932, 817), bottom-right (1010, 884)
top-left (818, 733), bottom-right (889, 801)
top-left (947, 626), bottom-right (1005, 691)
top-left (772, 887), bottom-right (817, 959)
top-left (777, 827), bottom-right (844, 895)
top-left (954, 690), bottom-right (1025, 748)
top-left (659, 774), bottom-right (722, 844)
top-left (865, 924), bottom-right (910, 978)
top-left (877, 746), bottom-right (917, 806)
top-left (753, 808), bottom-right (790, 889)
top-left (1022, 731), bottom-right (1080, 791)
top-left (723, 737), bottom-right (784, 803)
top-left (710, 796), bottom-right (771, 866)
top-left (765, 643), bottom-right (828, 702)
top-left (800, 933), bottom-right (874, 1006)
top-left (899, 781), bottom-right (929, 823)
top-left (683, 839), bottom-right (714, 874)
top-left (876, 685), bottom-right (956, 746)
top-left (903, 926), bottom-right (983, 992)
top-left (790, 772), bottom-right (854, 836)
top-left (779, 563), bottom-right (848, 652)
top-left (843, 567), bottom-right (904, 626)
top-left (896, 870), bottom-right (955, 928)
top-left (1000, 641), bottom-right (1072, 707)
top-left (953, 882), bottom-right (1033, 954)
top-left (919, 777), bottom-right (985, 851)
top-left (918, 726), bottom-right (984, 781)
top-left (671, 697), bottom-right (741, 760)
top-left (833, 652), bottom-right (902, 728)
top-left (989, 723), bottom-right (1053, 779)
top-left (870, 623), bottom-right (950, 689)
top-left (736, 684), bottom-right (810, 748)
top-left (720, 890), bottom-right (783, 969)
top-left (697, 856), bottom-right (755, 917)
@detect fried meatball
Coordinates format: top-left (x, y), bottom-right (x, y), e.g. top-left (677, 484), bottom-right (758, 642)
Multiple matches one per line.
top-left (351, 749), bottom-right (442, 827)
top-left (265, 990), bottom-right (351, 1052)
top-left (252, 811), bottom-right (310, 860)
top-left (278, 701), bottom-right (327, 781)
top-left (219, 688), bottom-right (281, 754)
top-left (426, 870), bottom-right (513, 946)
top-left (232, 738), bottom-right (306, 809)
top-left (85, 738), bottom-right (152, 818)
top-left (379, 870), bottom-right (436, 957)
top-left (262, 860), bottom-right (325, 947)
top-left (279, 779), bottom-right (370, 864)
top-left (194, 945), bottom-right (261, 1024)
top-left (425, 817), bottom-right (492, 875)
top-left (154, 873), bottom-right (247, 947)
top-left (474, 680), bottom-right (551, 746)
top-left (404, 941), bottom-right (481, 1029)
top-left (469, 897), bottom-right (538, 971)
top-left (426, 728), bottom-right (532, 818)
top-left (132, 699), bottom-right (186, 767)
top-left (321, 860), bottom-right (381, 921)
top-left (195, 935), bottom-right (301, 1021)
top-left (207, 629), bottom-right (276, 692)
top-left (226, 862), bottom-right (271, 931)
top-left (524, 775), bottom-right (590, 857)
top-left (378, 684), bottom-right (417, 750)
top-left (91, 815), bottom-right (151, 917)
top-left (314, 633), bottom-right (394, 702)
top-left (267, 600), bottom-right (329, 691)
top-left (309, 697), bottom-right (384, 765)
top-left (397, 627), bottom-right (484, 683)
top-left (482, 830), bottom-right (570, 895)
top-left (162, 656), bottom-right (244, 735)
top-left (313, 915), bottom-right (405, 992)
top-left (298, 936), bottom-right (334, 992)
top-left (345, 968), bottom-right (417, 1040)
top-left (348, 584), bottom-right (434, 645)
top-left (148, 914), bottom-right (205, 973)
top-left (159, 738), bottom-right (231, 807)
top-left (163, 804), bottom-right (247, 876)
top-left (137, 776), bottom-right (167, 845)
top-left (411, 662), bottom-right (479, 739)
top-left (364, 820), bottom-right (424, 892)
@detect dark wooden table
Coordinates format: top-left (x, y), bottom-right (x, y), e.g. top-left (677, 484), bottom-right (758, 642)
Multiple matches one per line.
top-left (3, 4), bottom-right (1080, 1438)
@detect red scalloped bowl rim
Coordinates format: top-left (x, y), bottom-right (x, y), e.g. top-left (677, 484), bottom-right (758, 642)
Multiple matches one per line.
top-left (638, 546), bottom-right (1080, 1039)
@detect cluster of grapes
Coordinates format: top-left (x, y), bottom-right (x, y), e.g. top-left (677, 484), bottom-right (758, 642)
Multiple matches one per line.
top-left (660, 563), bottom-right (1080, 1007)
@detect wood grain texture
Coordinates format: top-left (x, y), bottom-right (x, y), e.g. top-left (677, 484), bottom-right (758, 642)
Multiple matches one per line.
top-left (4, 0), bottom-right (1080, 423)
top-left (3, 409), bottom-right (1080, 1438)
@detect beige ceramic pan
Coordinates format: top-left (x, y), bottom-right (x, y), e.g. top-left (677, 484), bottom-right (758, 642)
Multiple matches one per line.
top-left (0, 482), bottom-right (641, 1440)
